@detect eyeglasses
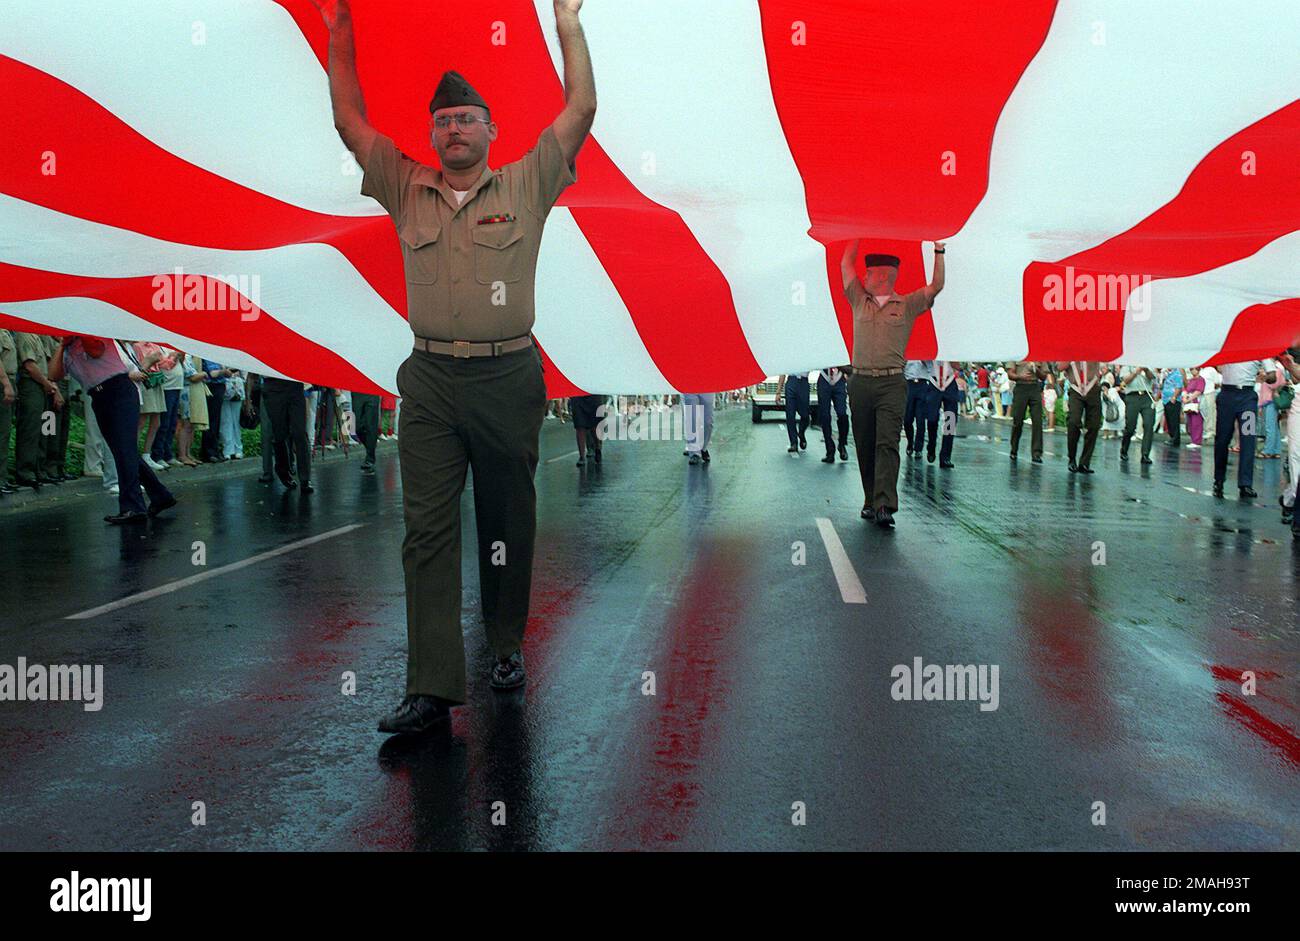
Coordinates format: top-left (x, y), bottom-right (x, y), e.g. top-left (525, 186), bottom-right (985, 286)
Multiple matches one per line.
top-left (430, 113), bottom-right (491, 131)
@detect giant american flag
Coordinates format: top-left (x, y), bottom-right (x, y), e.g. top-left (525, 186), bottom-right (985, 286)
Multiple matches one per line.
top-left (1, 0), bottom-right (1298, 397)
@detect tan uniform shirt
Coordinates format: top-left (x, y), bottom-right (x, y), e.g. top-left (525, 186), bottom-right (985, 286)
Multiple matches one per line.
top-left (361, 126), bottom-right (577, 343)
top-left (1010, 361), bottom-right (1044, 384)
top-left (845, 280), bottom-right (930, 371)
top-left (15, 332), bottom-right (48, 375)
top-left (0, 329), bottom-right (17, 378)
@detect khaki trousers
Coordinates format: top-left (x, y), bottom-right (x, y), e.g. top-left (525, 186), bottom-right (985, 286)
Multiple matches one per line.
top-left (397, 344), bottom-right (547, 703)
top-left (848, 373), bottom-right (906, 513)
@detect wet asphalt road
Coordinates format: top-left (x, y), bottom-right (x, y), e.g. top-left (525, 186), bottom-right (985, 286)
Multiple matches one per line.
top-left (1, 404), bottom-right (1297, 851)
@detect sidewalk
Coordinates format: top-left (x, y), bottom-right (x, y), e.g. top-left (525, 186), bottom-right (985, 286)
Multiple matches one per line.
top-left (0, 437), bottom-right (400, 516)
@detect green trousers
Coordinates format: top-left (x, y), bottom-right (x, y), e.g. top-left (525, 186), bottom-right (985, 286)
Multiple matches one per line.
top-left (397, 344), bottom-right (547, 703)
top-left (1009, 382), bottom-right (1044, 459)
top-left (0, 373), bottom-right (14, 479)
top-left (848, 373), bottom-right (906, 513)
top-left (15, 373), bottom-right (46, 482)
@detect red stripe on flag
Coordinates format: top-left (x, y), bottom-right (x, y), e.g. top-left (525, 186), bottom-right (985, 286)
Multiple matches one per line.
top-left (1201, 299), bottom-right (1300, 367)
top-left (761, 0), bottom-right (1055, 363)
top-left (760, 0), bottom-right (1058, 243)
top-left (0, 263), bottom-right (389, 396)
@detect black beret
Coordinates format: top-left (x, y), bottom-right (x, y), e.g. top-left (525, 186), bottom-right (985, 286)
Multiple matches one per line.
top-left (429, 70), bottom-right (490, 116)
top-left (863, 253), bottom-right (901, 268)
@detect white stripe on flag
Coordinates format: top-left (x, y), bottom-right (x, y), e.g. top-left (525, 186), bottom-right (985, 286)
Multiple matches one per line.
top-left (533, 209), bottom-right (675, 393)
top-left (934, 0), bottom-right (1300, 363)
top-left (1122, 230), bottom-right (1300, 366)
top-left (534, 0), bottom-right (847, 376)
top-left (0, 0), bottom-right (382, 217)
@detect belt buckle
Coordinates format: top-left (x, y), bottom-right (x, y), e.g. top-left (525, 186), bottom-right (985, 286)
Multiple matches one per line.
top-left (453, 341), bottom-right (472, 359)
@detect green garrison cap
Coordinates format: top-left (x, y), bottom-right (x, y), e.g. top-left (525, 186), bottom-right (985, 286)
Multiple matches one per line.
top-left (429, 70), bottom-right (490, 117)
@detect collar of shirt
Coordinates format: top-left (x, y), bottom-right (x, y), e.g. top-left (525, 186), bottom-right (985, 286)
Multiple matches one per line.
top-left (412, 163), bottom-right (495, 213)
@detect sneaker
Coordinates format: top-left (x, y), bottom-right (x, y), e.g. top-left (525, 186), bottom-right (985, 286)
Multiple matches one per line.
top-left (167, 459), bottom-right (184, 467)
top-left (688, 453), bottom-right (701, 465)
top-left (490, 652), bottom-right (526, 690)
top-left (108, 484), bottom-right (119, 495)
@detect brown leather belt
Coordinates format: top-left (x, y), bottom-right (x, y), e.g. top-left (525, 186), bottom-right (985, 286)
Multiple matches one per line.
top-left (413, 334), bottom-right (533, 358)
top-left (852, 366), bottom-right (904, 377)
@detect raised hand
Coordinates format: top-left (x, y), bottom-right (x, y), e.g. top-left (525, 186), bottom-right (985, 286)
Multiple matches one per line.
top-left (309, 0), bottom-right (350, 30)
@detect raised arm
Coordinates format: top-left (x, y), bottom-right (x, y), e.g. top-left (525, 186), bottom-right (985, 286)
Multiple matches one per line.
top-left (551, 0), bottom-right (597, 167)
top-left (924, 241), bottom-right (945, 303)
top-left (840, 239), bottom-right (861, 293)
top-left (311, 0), bottom-right (377, 162)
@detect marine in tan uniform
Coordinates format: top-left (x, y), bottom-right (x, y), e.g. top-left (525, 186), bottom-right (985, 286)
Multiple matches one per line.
top-left (311, 0), bottom-right (595, 734)
top-left (0, 329), bottom-right (19, 494)
top-left (840, 242), bottom-right (945, 528)
top-left (14, 331), bottom-right (63, 489)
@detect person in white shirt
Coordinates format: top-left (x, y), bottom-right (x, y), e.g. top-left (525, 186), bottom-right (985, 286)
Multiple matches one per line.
top-left (1199, 364), bottom-right (1220, 443)
top-left (1213, 359), bottom-right (1276, 498)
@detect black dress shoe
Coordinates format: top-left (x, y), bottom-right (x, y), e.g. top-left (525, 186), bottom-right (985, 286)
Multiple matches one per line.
top-left (1009, 452), bottom-right (1017, 462)
top-left (576, 457), bottom-right (586, 467)
top-left (279, 474), bottom-right (298, 489)
top-left (38, 475), bottom-right (60, 486)
top-left (593, 447), bottom-right (603, 465)
top-left (839, 444), bottom-right (848, 461)
top-left (1032, 456), bottom-right (1043, 464)
top-left (147, 494), bottom-right (177, 517)
top-left (301, 482), bottom-right (315, 494)
top-left (14, 477), bottom-right (40, 492)
top-left (861, 506), bottom-right (876, 522)
top-left (821, 453), bottom-right (835, 463)
top-left (875, 508), bottom-right (895, 528)
top-left (1140, 457), bottom-right (1153, 465)
top-left (798, 433), bottom-right (807, 450)
top-left (1068, 461), bottom-right (1078, 472)
top-left (1240, 486), bottom-right (1258, 499)
top-left (1119, 452), bottom-right (1129, 462)
top-left (377, 695), bottom-right (450, 734)
top-left (490, 651), bottom-right (526, 690)
top-left (927, 450), bottom-right (936, 463)
top-left (940, 461), bottom-right (954, 469)
top-left (1213, 482), bottom-right (1224, 497)
top-left (787, 445), bottom-right (798, 453)
top-left (1080, 465), bottom-right (1095, 474)
top-left (687, 454), bottom-right (699, 465)
top-left (104, 511), bottom-right (148, 525)
top-left (701, 450), bottom-right (709, 463)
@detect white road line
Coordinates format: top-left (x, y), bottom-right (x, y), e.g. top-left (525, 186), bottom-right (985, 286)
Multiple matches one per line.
top-left (65, 523), bottom-right (366, 620)
top-left (545, 450), bottom-right (580, 465)
top-left (815, 517), bottom-right (867, 604)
